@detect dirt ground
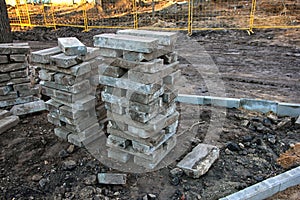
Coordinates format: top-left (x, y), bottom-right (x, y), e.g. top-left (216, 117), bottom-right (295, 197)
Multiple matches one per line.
top-left (0, 28), bottom-right (299, 200)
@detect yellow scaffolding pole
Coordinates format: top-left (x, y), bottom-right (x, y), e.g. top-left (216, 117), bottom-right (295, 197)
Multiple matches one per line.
top-left (83, 2), bottom-right (89, 31)
top-left (188, 0), bottom-right (193, 36)
top-left (248, 0), bottom-right (257, 34)
top-left (133, 0), bottom-right (138, 29)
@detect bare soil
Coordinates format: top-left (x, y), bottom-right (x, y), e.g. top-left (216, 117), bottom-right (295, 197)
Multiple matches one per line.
top-left (0, 28), bottom-right (299, 200)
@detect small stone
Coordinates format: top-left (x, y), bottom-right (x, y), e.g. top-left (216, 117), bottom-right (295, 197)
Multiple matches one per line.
top-left (238, 143), bottom-right (245, 149)
top-left (39, 178), bottom-right (49, 188)
top-left (148, 194), bottom-right (157, 200)
top-left (267, 112), bottom-right (278, 123)
top-left (58, 149), bottom-right (69, 158)
top-left (226, 142), bottom-right (241, 151)
top-left (242, 135), bottom-right (253, 143)
top-left (143, 195), bottom-right (148, 200)
top-left (225, 148), bottom-right (232, 155)
top-left (241, 120), bottom-right (249, 127)
top-left (83, 175), bottom-right (97, 185)
top-left (113, 191), bottom-right (120, 196)
top-left (31, 174), bottom-right (43, 182)
top-left (170, 177), bottom-right (180, 186)
top-left (67, 145), bottom-right (75, 154)
top-left (267, 134), bottom-right (276, 144)
top-left (62, 160), bottom-right (76, 170)
top-left (79, 186), bottom-right (95, 198)
top-left (170, 168), bottom-right (183, 178)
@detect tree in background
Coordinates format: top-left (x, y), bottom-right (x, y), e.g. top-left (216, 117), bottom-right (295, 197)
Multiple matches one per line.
top-left (0, 0), bottom-right (13, 43)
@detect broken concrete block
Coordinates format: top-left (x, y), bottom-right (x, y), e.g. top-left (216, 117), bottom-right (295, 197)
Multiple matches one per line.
top-left (277, 102), bottom-right (300, 117)
top-left (58, 37), bottom-right (87, 56)
top-left (93, 33), bottom-right (159, 53)
top-left (10, 100), bottom-right (46, 116)
top-left (117, 29), bottom-right (177, 46)
top-left (31, 46), bottom-right (61, 64)
top-left (97, 173), bottom-right (127, 185)
top-left (0, 115), bottom-right (19, 134)
top-left (177, 144), bottom-right (220, 178)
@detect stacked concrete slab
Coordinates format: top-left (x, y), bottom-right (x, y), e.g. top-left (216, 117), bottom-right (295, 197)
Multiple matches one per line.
top-left (94, 30), bottom-right (180, 169)
top-left (31, 37), bottom-right (105, 147)
top-left (0, 43), bottom-right (40, 108)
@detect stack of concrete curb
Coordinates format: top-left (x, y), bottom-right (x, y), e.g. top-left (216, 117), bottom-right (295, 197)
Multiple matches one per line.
top-left (93, 30), bottom-right (181, 169)
top-left (31, 37), bottom-right (105, 147)
top-left (0, 43), bottom-right (41, 109)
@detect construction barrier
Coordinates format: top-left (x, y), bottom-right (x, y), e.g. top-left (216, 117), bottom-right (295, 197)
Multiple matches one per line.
top-left (6, 0), bottom-right (300, 34)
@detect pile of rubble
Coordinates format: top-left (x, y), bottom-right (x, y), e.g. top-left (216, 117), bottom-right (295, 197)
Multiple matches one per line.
top-left (94, 30), bottom-right (180, 169)
top-left (0, 43), bottom-right (41, 110)
top-left (31, 38), bottom-right (105, 147)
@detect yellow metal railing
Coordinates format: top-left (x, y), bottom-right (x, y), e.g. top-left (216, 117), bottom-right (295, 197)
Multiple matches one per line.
top-left (6, 0), bottom-right (300, 34)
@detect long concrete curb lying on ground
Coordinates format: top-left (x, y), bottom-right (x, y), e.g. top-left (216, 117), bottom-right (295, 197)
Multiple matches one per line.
top-left (176, 94), bottom-right (300, 117)
top-left (219, 166), bottom-right (300, 200)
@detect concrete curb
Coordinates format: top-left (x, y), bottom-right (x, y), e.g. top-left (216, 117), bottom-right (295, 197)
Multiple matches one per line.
top-left (176, 94), bottom-right (300, 117)
top-left (219, 166), bottom-right (300, 200)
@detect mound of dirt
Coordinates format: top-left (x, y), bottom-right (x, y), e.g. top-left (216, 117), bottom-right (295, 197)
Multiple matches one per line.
top-left (277, 143), bottom-right (300, 169)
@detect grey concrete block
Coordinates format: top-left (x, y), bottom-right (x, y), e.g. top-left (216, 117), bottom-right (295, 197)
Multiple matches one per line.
top-left (128, 61), bottom-right (179, 84)
top-left (13, 82), bottom-right (32, 92)
top-left (58, 37), bottom-right (87, 56)
top-left (99, 75), bottom-right (162, 95)
top-left (10, 54), bottom-right (26, 63)
top-left (133, 136), bottom-right (177, 169)
top-left (0, 74), bottom-right (11, 83)
top-left (94, 33), bottom-right (159, 53)
top-left (131, 59), bottom-right (164, 73)
top-left (220, 166), bottom-right (300, 200)
top-left (0, 63), bottom-right (27, 73)
top-left (0, 86), bottom-right (12, 95)
top-left (67, 133), bottom-right (84, 147)
top-left (31, 46), bottom-right (61, 64)
top-left (117, 29), bottom-right (177, 46)
top-left (98, 47), bottom-right (123, 58)
top-left (107, 134), bottom-right (131, 149)
top-left (0, 96), bottom-right (36, 107)
top-left (78, 123), bottom-right (100, 140)
top-left (52, 95), bottom-right (96, 111)
top-left (98, 173), bottom-right (127, 185)
top-left (163, 70), bottom-right (181, 85)
top-left (240, 98), bottom-right (278, 113)
top-left (65, 117), bottom-right (98, 133)
top-left (41, 79), bottom-right (90, 94)
top-left (0, 55), bottom-right (9, 64)
top-left (0, 109), bottom-right (11, 120)
top-left (0, 43), bottom-right (29, 54)
top-left (0, 92), bottom-right (18, 100)
top-left (10, 70), bottom-right (28, 78)
top-left (50, 53), bottom-right (81, 68)
top-left (176, 94), bottom-right (205, 105)
top-left (277, 102), bottom-right (300, 117)
top-left (98, 63), bottom-right (127, 78)
top-left (78, 47), bottom-right (101, 61)
top-left (39, 69), bottom-right (55, 81)
top-left (54, 127), bottom-right (71, 140)
top-left (10, 100), bottom-right (46, 116)
top-left (0, 115), bottom-right (19, 134)
top-left (204, 96), bottom-right (240, 108)
top-left (107, 148), bottom-right (131, 163)
top-left (177, 144), bottom-right (219, 178)
top-left (7, 77), bottom-right (30, 85)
